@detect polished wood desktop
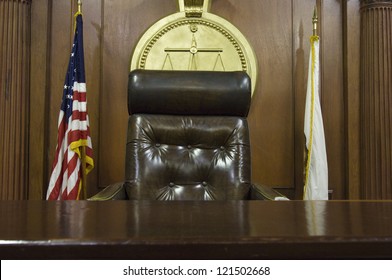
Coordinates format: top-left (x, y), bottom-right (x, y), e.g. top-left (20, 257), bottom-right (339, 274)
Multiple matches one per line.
top-left (1, 200), bottom-right (392, 259)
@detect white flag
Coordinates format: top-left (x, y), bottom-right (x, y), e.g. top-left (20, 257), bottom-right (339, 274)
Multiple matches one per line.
top-left (303, 36), bottom-right (328, 200)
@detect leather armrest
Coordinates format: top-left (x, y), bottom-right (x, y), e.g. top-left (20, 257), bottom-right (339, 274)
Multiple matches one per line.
top-left (88, 182), bottom-right (127, 201)
top-left (250, 184), bottom-right (289, 201)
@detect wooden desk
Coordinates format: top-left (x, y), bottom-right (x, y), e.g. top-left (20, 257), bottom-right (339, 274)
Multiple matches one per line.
top-left (1, 200), bottom-right (392, 259)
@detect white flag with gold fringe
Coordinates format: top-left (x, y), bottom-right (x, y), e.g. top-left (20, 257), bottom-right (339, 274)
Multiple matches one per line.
top-left (303, 35), bottom-right (328, 200)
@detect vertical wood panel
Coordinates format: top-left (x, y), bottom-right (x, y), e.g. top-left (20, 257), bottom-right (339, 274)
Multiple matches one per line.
top-left (251, 0), bottom-right (294, 191)
top-left (0, 0), bottom-right (30, 200)
top-left (360, 1), bottom-right (392, 199)
top-left (344, 0), bottom-right (361, 199)
top-left (80, 0), bottom-right (102, 197)
top-left (321, 0), bottom-right (345, 199)
top-left (29, 0), bottom-right (51, 199)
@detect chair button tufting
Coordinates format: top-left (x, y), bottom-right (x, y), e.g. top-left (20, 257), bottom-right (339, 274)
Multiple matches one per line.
top-left (202, 181), bottom-right (207, 187)
top-left (155, 143), bottom-right (161, 147)
top-left (169, 182), bottom-right (175, 187)
top-left (220, 146), bottom-right (225, 150)
top-left (187, 145), bottom-right (192, 149)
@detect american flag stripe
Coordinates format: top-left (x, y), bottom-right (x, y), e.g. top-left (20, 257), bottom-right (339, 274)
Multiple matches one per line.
top-left (72, 104), bottom-right (87, 113)
top-left (72, 107), bottom-right (88, 117)
top-left (47, 112), bottom-right (66, 199)
top-left (47, 14), bottom-right (94, 200)
top-left (66, 154), bottom-right (80, 196)
top-left (71, 119), bottom-right (89, 131)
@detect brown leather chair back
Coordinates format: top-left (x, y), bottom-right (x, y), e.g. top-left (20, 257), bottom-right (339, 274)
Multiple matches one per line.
top-left (125, 70), bottom-right (252, 200)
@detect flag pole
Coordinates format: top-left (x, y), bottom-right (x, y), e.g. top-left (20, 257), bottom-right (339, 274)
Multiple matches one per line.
top-left (76, 0), bottom-right (87, 200)
top-left (312, 6), bottom-right (318, 36)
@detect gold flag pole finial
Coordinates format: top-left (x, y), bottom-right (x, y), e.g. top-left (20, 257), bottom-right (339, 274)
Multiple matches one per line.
top-left (312, 5), bottom-right (318, 36)
top-left (77, 0), bottom-right (82, 14)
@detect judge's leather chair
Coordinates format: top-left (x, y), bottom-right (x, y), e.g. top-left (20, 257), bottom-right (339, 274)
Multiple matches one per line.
top-left (90, 70), bottom-right (286, 201)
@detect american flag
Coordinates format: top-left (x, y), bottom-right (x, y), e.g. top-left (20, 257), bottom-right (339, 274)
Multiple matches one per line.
top-left (47, 14), bottom-right (94, 200)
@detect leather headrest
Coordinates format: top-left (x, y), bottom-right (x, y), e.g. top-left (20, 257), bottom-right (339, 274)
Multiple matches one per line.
top-left (128, 70), bottom-right (251, 117)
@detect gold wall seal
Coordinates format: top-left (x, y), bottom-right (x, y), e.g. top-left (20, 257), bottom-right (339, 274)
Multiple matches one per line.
top-left (130, 0), bottom-right (258, 96)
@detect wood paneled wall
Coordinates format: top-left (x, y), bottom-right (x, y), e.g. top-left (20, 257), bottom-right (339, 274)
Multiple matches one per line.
top-left (0, 0), bottom-right (30, 199)
top-left (24, 0), bottom-right (362, 200)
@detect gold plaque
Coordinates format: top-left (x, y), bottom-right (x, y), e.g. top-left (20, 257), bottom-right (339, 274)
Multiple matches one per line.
top-left (130, 0), bottom-right (258, 96)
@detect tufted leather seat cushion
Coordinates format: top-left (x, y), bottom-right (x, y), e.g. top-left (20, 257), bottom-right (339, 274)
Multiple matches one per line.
top-left (125, 114), bottom-right (251, 200)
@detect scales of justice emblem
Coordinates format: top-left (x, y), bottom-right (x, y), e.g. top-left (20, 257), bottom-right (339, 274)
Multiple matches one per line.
top-left (163, 27), bottom-right (225, 71)
top-left (130, 0), bottom-right (258, 95)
